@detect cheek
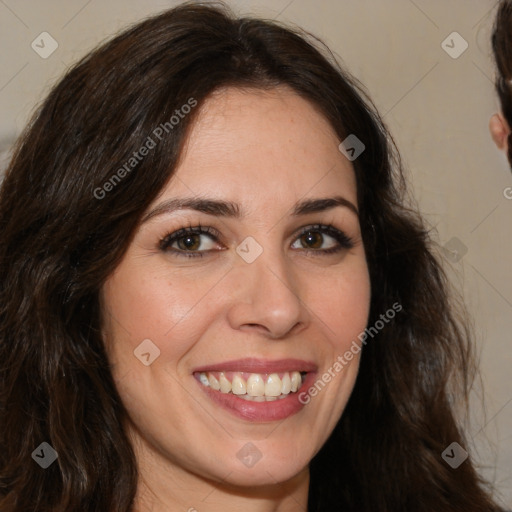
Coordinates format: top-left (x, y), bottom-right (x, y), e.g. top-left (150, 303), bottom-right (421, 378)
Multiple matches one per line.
top-left (102, 249), bottom-right (371, 372)
top-left (308, 262), bottom-right (371, 348)
top-left (101, 262), bottom-right (225, 368)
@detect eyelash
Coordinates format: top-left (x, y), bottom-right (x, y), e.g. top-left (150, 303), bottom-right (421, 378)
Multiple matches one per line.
top-left (159, 223), bottom-right (355, 258)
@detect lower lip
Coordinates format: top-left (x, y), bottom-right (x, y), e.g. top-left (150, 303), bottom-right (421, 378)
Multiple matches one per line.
top-left (195, 372), bottom-right (317, 422)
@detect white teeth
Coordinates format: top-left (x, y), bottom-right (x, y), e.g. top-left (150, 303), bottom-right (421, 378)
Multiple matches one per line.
top-left (290, 371), bottom-right (301, 392)
top-left (231, 374), bottom-right (246, 395)
top-left (239, 394), bottom-right (289, 402)
top-left (197, 370), bottom-right (306, 398)
top-left (246, 374), bottom-right (265, 397)
top-left (265, 373), bottom-right (282, 397)
top-left (281, 373), bottom-right (291, 394)
top-left (248, 395), bottom-right (266, 402)
top-left (208, 373), bottom-right (220, 391)
top-left (219, 372), bottom-right (231, 393)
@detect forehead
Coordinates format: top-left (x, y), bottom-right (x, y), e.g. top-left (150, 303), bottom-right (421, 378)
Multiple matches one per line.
top-left (165, 86), bottom-right (357, 207)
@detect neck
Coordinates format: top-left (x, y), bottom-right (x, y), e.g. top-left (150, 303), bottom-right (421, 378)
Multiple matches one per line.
top-left (133, 472), bottom-right (310, 512)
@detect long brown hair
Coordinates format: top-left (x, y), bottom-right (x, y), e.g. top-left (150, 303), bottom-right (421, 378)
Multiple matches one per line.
top-left (0, 2), bottom-right (501, 510)
top-left (492, 0), bottom-right (512, 168)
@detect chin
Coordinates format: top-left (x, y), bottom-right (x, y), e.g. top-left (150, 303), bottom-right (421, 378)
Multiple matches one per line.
top-left (201, 446), bottom-right (311, 488)
top-left (212, 459), bottom-right (308, 488)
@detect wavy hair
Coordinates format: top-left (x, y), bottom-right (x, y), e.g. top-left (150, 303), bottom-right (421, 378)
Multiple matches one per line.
top-left (0, 2), bottom-right (500, 510)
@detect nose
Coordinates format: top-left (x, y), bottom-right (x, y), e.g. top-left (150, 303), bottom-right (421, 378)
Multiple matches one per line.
top-left (226, 249), bottom-right (309, 339)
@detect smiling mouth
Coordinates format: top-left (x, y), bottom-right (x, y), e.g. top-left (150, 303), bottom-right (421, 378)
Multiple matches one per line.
top-left (194, 370), bottom-right (307, 401)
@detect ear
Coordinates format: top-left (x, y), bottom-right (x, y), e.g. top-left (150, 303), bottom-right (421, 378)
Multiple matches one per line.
top-left (489, 112), bottom-right (510, 151)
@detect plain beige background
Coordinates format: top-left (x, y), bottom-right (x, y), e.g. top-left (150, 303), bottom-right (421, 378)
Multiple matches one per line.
top-left (0, 0), bottom-right (510, 507)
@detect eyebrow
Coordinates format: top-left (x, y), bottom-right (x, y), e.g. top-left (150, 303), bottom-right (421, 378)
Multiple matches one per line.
top-left (142, 195), bottom-right (358, 223)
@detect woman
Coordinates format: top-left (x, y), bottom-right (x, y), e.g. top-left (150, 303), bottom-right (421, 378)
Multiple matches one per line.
top-left (491, 0), bottom-right (512, 171)
top-left (0, 2), bottom-right (502, 511)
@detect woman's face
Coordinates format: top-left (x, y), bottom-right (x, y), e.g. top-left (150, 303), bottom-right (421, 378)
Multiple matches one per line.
top-left (101, 86), bottom-right (371, 492)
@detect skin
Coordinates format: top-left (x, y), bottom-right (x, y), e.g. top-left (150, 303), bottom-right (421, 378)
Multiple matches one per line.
top-left (101, 86), bottom-right (371, 512)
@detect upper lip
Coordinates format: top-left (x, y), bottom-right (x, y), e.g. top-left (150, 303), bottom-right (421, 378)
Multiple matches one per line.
top-left (192, 358), bottom-right (317, 374)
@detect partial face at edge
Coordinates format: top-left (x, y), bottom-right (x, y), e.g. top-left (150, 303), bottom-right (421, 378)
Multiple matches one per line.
top-left (490, 111), bottom-right (510, 152)
top-left (101, 86), bottom-right (371, 489)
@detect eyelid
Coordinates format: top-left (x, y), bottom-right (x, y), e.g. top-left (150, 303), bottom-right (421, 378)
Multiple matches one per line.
top-left (159, 224), bottom-right (223, 254)
top-left (292, 223), bottom-right (355, 250)
top-left (159, 222), bottom-right (354, 259)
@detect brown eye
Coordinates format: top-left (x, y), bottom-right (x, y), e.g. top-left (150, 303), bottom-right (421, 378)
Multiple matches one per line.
top-left (160, 226), bottom-right (221, 258)
top-left (299, 231), bottom-right (324, 249)
top-left (291, 224), bottom-right (354, 254)
top-left (177, 234), bottom-right (201, 251)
